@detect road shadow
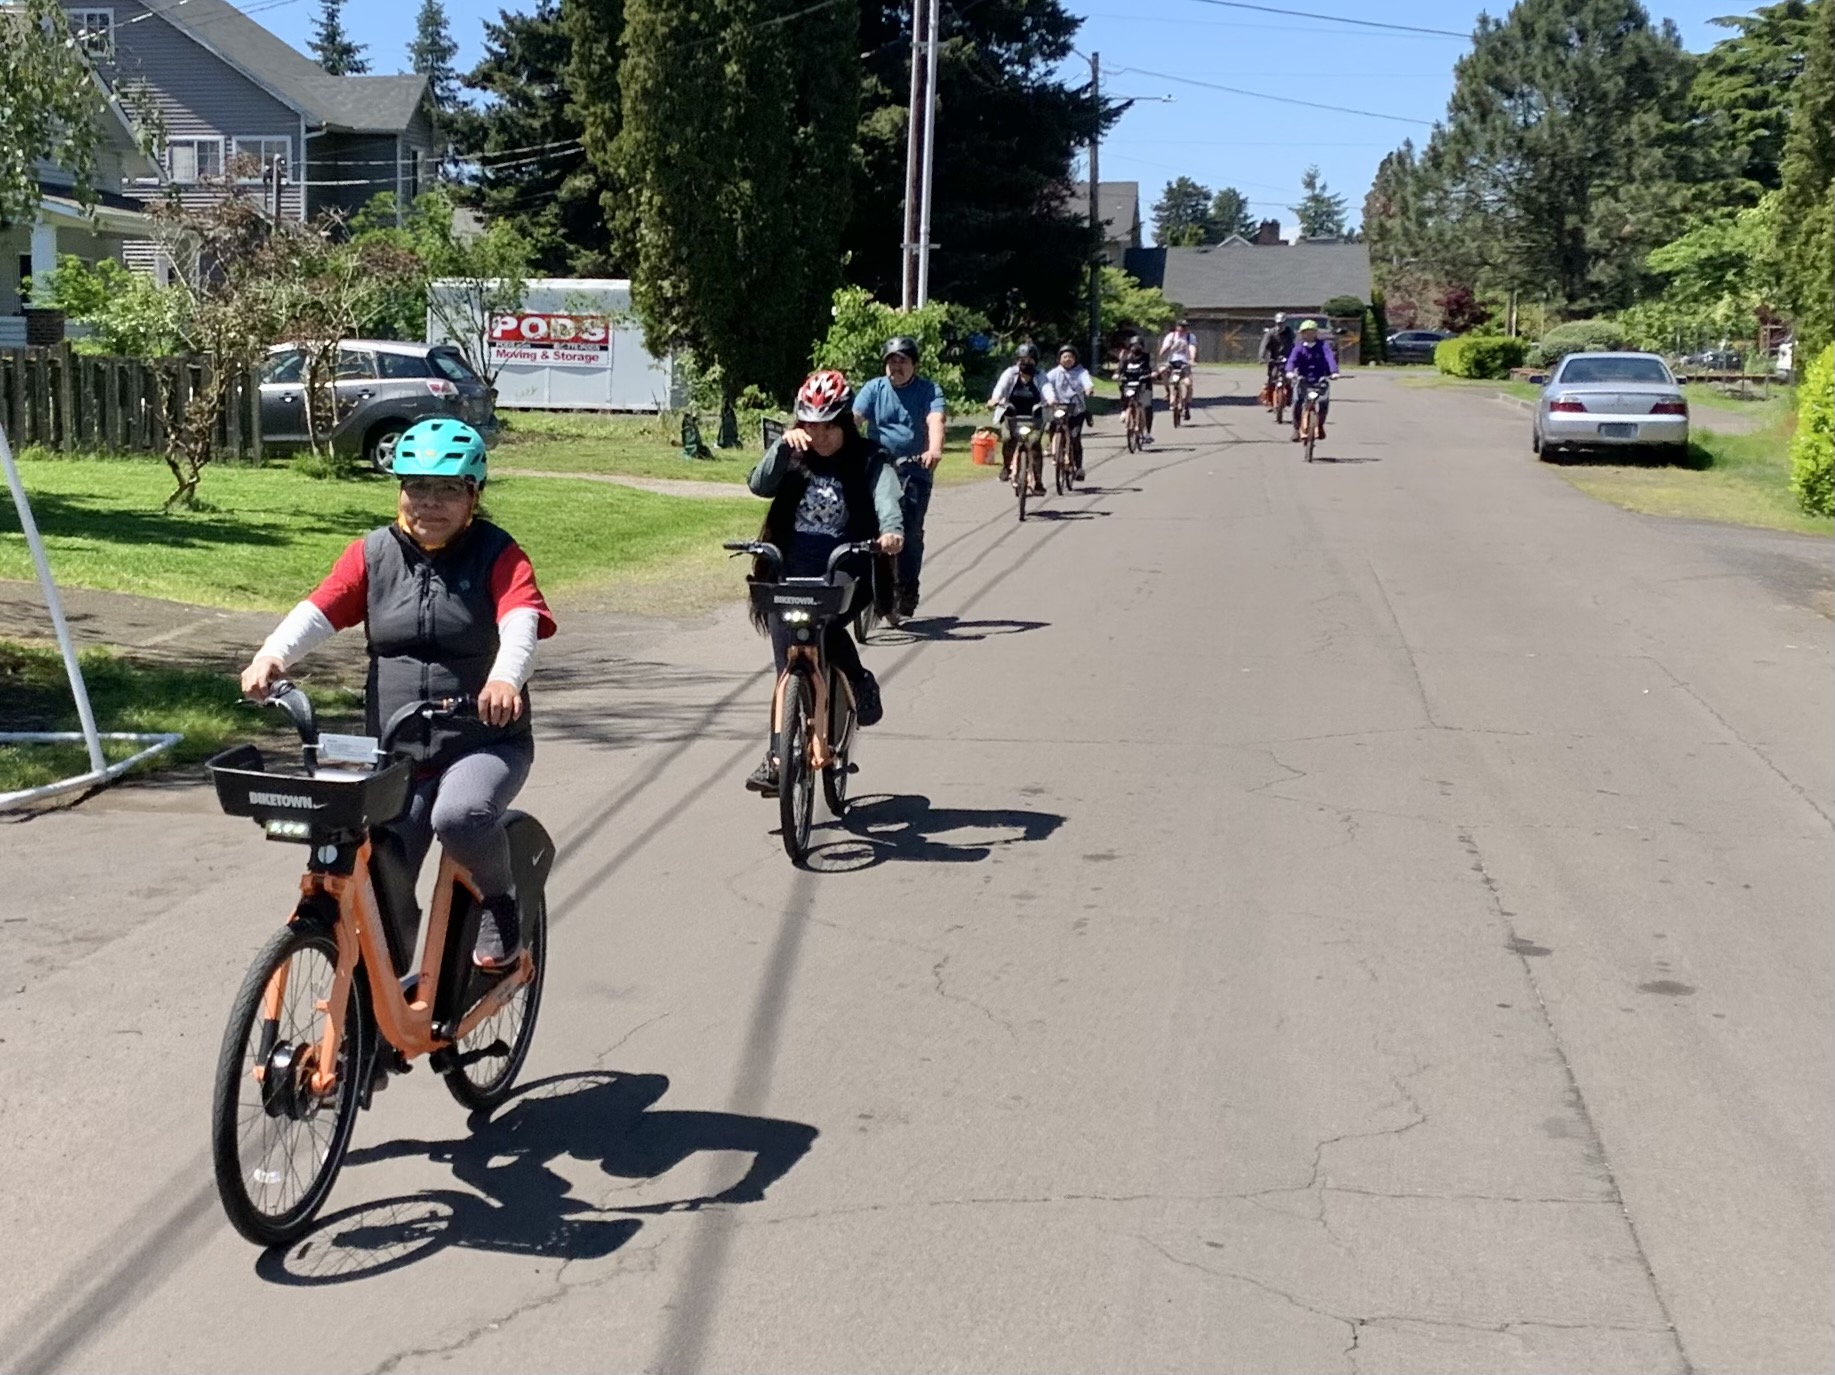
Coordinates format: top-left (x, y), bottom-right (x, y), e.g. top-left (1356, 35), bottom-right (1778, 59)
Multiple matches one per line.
top-left (867, 616), bottom-right (1048, 645)
top-left (255, 1070), bottom-right (816, 1285)
top-left (1025, 507), bottom-right (1112, 522)
top-left (1307, 453), bottom-right (1383, 465)
top-left (801, 791), bottom-right (1066, 872)
top-left (536, 658), bottom-right (761, 747)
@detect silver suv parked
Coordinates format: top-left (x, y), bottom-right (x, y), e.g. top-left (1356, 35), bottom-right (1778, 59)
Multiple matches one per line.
top-left (258, 340), bottom-right (499, 471)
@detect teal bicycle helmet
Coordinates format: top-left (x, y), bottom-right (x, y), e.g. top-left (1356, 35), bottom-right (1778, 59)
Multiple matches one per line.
top-left (392, 418), bottom-right (488, 484)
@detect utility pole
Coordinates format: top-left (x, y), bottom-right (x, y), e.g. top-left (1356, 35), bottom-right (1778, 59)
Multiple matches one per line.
top-left (914, 0), bottom-right (941, 308)
top-left (900, 0), bottom-right (929, 311)
top-left (1087, 51), bottom-right (1101, 370)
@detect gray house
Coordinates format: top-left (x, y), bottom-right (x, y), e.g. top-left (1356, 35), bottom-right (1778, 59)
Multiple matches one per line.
top-left (1125, 240), bottom-right (1373, 363)
top-left (58, 0), bottom-right (436, 275)
top-left (1071, 181), bottom-right (1143, 266)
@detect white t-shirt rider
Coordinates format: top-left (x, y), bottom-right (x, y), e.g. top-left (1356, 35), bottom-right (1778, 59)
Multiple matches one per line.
top-left (1159, 328), bottom-right (1197, 367)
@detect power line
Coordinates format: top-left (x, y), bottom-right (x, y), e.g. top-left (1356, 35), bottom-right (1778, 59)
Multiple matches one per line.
top-left (1110, 64), bottom-right (1435, 126)
top-left (1175, 0), bottom-right (1468, 40)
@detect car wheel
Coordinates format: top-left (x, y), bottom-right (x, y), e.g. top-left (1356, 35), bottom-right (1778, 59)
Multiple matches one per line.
top-left (366, 422), bottom-right (407, 474)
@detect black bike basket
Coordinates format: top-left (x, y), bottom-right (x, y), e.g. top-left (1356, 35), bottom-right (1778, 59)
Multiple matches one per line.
top-left (749, 578), bottom-right (852, 622)
top-left (207, 744), bottom-right (414, 833)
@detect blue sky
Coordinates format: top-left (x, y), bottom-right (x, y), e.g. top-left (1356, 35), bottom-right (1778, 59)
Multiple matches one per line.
top-left (257, 0), bottom-right (1756, 240)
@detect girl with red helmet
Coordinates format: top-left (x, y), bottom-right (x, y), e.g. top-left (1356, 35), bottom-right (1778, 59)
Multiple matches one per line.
top-left (743, 369), bottom-right (905, 795)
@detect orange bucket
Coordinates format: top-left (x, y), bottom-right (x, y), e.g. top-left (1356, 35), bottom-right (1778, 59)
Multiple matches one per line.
top-left (970, 429), bottom-right (1000, 465)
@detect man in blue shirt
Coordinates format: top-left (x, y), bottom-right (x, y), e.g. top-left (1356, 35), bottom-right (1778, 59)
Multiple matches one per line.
top-left (853, 336), bottom-right (946, 619)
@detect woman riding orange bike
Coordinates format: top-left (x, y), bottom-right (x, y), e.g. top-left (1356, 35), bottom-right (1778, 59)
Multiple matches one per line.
top-left (744, 370), bottom-right (904, 796)
top-left (239, 418), bottom-right (555, 973)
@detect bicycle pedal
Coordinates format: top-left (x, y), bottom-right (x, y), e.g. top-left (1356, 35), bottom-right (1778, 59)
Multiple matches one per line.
top-left (846, 762), bottom-right (861, 774)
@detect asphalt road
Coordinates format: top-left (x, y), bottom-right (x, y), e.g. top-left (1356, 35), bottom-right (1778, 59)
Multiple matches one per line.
top-left (2, 371), bottom-right (1830, 1374)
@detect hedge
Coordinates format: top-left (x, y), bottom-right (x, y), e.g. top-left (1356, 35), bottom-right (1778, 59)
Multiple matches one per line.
top-left (1790, 343), bottom-right (1833, 517)
top-left (1528, 318), bottom-right (1630, 368)
top-left (1434, 334), bottom-right (1529, 379)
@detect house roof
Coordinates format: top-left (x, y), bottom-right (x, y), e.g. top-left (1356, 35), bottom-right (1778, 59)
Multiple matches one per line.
top-left (1071, 181), bottom-right (1141, 242)
top-left (140, 0), bottom-right (429, 133)
top-left (1144, 241), bottom-right (1372, 311)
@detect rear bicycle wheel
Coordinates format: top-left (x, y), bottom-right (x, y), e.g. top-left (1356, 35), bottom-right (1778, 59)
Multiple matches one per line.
top-left (212, 915), bottom-right (367, 1247)
top-left (443, 889), bottom-right (547, 1112)
top-left (1015, 444), bottom-right (1029, 521)
top-left (777, 675), bottom-right (816, 863)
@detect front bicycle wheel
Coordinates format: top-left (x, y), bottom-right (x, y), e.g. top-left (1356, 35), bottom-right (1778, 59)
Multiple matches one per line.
top-left (1015, 444), bottom-right (1029, 521)
top-left (822, 671), bottom-right (855, 818)
top-left (777, 675), bottom-right (816, 863)
top-left (212, 915), bottom-right (367, 1247)
top-left (443, 889), bottom-right (547, 1112)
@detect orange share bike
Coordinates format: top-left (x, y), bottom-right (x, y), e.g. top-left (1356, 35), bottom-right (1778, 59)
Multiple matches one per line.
top-left (206, 685), bottom-right (552, 1246)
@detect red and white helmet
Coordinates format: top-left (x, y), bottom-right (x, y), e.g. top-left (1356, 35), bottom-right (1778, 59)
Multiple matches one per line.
top-left (794, 369), bottom-right (853, 422)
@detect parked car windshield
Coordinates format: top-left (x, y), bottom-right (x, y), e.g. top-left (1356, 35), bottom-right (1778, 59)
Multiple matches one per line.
top-left (429, 350), bottom-right (480, 384)
top-left (377, 352), bottom-right (432, 379)
top-left (1558, 356), bottom-right (1671, 384)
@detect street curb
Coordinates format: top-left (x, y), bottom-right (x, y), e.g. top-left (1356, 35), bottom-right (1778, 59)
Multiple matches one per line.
top-left (1493, 392), bottom-right (1533, 412)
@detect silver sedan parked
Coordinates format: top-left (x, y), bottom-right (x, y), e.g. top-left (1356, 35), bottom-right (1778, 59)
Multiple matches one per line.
top-left (1532, 351), bottom-right (1690, 460)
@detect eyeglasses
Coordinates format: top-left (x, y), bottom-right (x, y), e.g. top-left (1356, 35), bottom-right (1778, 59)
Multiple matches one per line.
top-left (402, 478), bottom-right (471, 502)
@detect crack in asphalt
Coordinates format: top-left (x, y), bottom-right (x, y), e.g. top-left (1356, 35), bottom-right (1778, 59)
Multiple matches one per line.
top-left (930, 952), bottom-right (1019, 1040)
top-left (1457, 827), bottom-right (1698, 1375)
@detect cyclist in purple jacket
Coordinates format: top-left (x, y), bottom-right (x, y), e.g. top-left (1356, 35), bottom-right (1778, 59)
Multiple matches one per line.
top-left (1284, 319), bottom-right (1341, 442)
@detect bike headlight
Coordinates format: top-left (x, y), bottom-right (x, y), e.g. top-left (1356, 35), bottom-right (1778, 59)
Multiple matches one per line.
top-left (780, 609), bottom-right (811, 625)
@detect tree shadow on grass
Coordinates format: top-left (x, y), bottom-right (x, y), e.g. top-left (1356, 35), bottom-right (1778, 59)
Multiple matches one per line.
top-left (0, 490), bottom-right (377, 549)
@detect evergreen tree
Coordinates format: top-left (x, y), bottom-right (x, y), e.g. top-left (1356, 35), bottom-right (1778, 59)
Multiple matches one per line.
top-left (1209, 186), bottom-right (1257, 240)
top-left (609, 0), bottom-right (860, 400)
top-left (1153, 177), bottom-right (1214, 246)
top-left (408, 0), bottom-right (461, 109)
top-left (452, 1), bottom-right (616, 277)
top-left (1291, 165), bottom-right (1348, 239)
top-left (846, 0), bottom-right (1108, 338)
top-left (1776, 0), bottom-right (1834, 354)
top-left (562, 0), bottom-right (624, 209)
top-left (1422, 0), bottom-right (1694, 314)
top-left (1692, 1), bottom-right (1817, 204)
top-left (310, 0), bottom-right (369, 76)
top-left (1362, 141), bottom-right (1437, 325)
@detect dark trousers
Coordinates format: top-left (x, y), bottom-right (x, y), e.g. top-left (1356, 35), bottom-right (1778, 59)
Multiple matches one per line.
top-left (895, 463), bottom-right (932, 602)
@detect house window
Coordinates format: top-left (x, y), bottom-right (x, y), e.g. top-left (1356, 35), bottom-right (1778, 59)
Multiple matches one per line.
top-left (231, 136), bottom-right (293, 183)
top-left (165, 138), bottom-right (224, 184)
top-left (69, 8), bottom-right (114, 60)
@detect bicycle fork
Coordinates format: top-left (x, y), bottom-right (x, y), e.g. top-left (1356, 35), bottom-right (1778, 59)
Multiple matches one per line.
top-left (772, 655), bottom-right (837, 770)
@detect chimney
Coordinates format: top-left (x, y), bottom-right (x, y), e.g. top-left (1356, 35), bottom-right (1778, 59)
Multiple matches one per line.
top-left (1255, 219), bottom-right (1284, 246)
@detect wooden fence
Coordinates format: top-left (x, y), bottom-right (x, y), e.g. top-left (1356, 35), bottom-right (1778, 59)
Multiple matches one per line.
top-left (0, 345), bottom-right (263, 461)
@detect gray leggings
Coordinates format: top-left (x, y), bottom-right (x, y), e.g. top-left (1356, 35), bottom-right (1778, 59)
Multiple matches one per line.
top-left (390, 737), bottom-right (533, 899)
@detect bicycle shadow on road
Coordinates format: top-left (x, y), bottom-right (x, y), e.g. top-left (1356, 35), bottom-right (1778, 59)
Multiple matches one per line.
top-left (1306, 453), bottom-right (1383, 465)
top-left (254, 1070), bottom-right (816, 1285)
top-left (870, 616), bottom-right (1049, 645)
top-left (801, 792), bottom-right (1065, 872)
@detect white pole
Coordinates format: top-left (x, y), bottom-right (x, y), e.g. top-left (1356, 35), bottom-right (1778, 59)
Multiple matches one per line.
top-left (900, 0), bottom-right (925, 311)
top-left (915, 0), bottom-right (941, 308)
top-left (0, 423), bottom-right (107, 774)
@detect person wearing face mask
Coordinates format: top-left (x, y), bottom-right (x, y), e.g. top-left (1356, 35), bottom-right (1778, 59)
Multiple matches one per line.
top-left (989, 343), bottom-right (1059, 492)
top-left (743, 370), bottom-right (906, 796)
top-left (1117, 335), bottom-right (1157, 443)
top-left (238, 418), bottom-right (556, 973)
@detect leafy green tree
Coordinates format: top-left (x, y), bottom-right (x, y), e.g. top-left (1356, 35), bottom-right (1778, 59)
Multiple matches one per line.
top-left (451, 2), bottom-right (617, 276)
top-left (609, 0), bottom-right (860, 401)
top-left (1617, 196), bottom-right (1781, 350)
top-left (810, 286), bottom-right (989, 409)
top-left (561, 0), bottom-right (624, 231)
top-left (1420, 0), bottom-right (1694, 316)
top-left (0, 0), bottom-right (106, 225)
top-left (1096, 266), bottom-right (1178, 342)
top-left (1692, 1), bottom-right (1817, 203)
top-left (1362, 140), bottom-right (1439, 325)
top-left (1776, 0), bottom-right (1834, 355)
top-left (846, 0), bottom-right (1108, 341)
top-left (45, 256), bottom-right (186, 357)
top-left (1209, 187), bottom-right (1256, 240)
top-left (310, 0), bottom-right (369, 76)
top-left (1291, 165), bottom-right (1348, 239)
top-left (1153, 177), bottom-right (1214, 246)
top-left (408, 0), bottom-right (461, 108)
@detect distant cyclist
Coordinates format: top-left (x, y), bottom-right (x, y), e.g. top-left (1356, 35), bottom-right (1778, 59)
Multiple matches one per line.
top-left (1046, 344), bottom-right (1096, 479)
top-left (1117, 335), bottom-right (1156, 442)
top-left (1159, 318), bottom-right (1198, 412)
top-left (239, 419), bottom-right (556, 973)
top-left (989, 343), bottom-right (1057, 492)
top-left (1258, 312), bottom-right (1295, 399)
top-left (1285, 319), bottom-right (1341, 442)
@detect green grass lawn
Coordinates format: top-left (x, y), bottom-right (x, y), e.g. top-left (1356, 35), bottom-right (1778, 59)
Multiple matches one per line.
top-left (0, 451), bottom-right (759, 611)
top-left (1556, 414), bottom-right (1832, 538)
top-left (0, 640), bottom-right (363, 793)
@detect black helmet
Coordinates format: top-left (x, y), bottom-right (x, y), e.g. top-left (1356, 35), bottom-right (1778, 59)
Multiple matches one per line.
top-left (1015, 343), bottom-right (1039, 363)
top-left (882, 335), bottom-right (920, 364)
top-left (1057, 343), bottom-right (1080, 364)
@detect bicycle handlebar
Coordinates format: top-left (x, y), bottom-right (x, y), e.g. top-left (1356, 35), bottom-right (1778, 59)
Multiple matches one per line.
top-left (254, 679), bottom-right (472, 761)
top-left (723, 539), bottom-right (877, 580)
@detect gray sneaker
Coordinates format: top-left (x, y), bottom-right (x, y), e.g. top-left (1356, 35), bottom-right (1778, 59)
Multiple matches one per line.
top-left (473, 895), bottom-right (523, 971)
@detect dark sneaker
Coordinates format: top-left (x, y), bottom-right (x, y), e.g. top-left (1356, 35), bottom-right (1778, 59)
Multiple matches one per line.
top-left (1290, 431), bottom-right (1302, 442)
top-left (473, 895), bottom-right (524, 972)
top-left (745, 752), bottom-right (780, 796)
top-left (897, 592), bottom-right (919, 619)
top-left (853, 670), bottom-right (884, 727)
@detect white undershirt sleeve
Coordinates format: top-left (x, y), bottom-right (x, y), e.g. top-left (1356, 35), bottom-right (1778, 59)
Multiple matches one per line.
top-left (256, 601), bottom-right (336, 668)
top-left (487, 607), bottom-right (540, 692)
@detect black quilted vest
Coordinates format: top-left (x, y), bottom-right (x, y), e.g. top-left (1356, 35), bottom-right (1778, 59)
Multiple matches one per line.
top-left (363, 520), bottom-right (532, 767)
